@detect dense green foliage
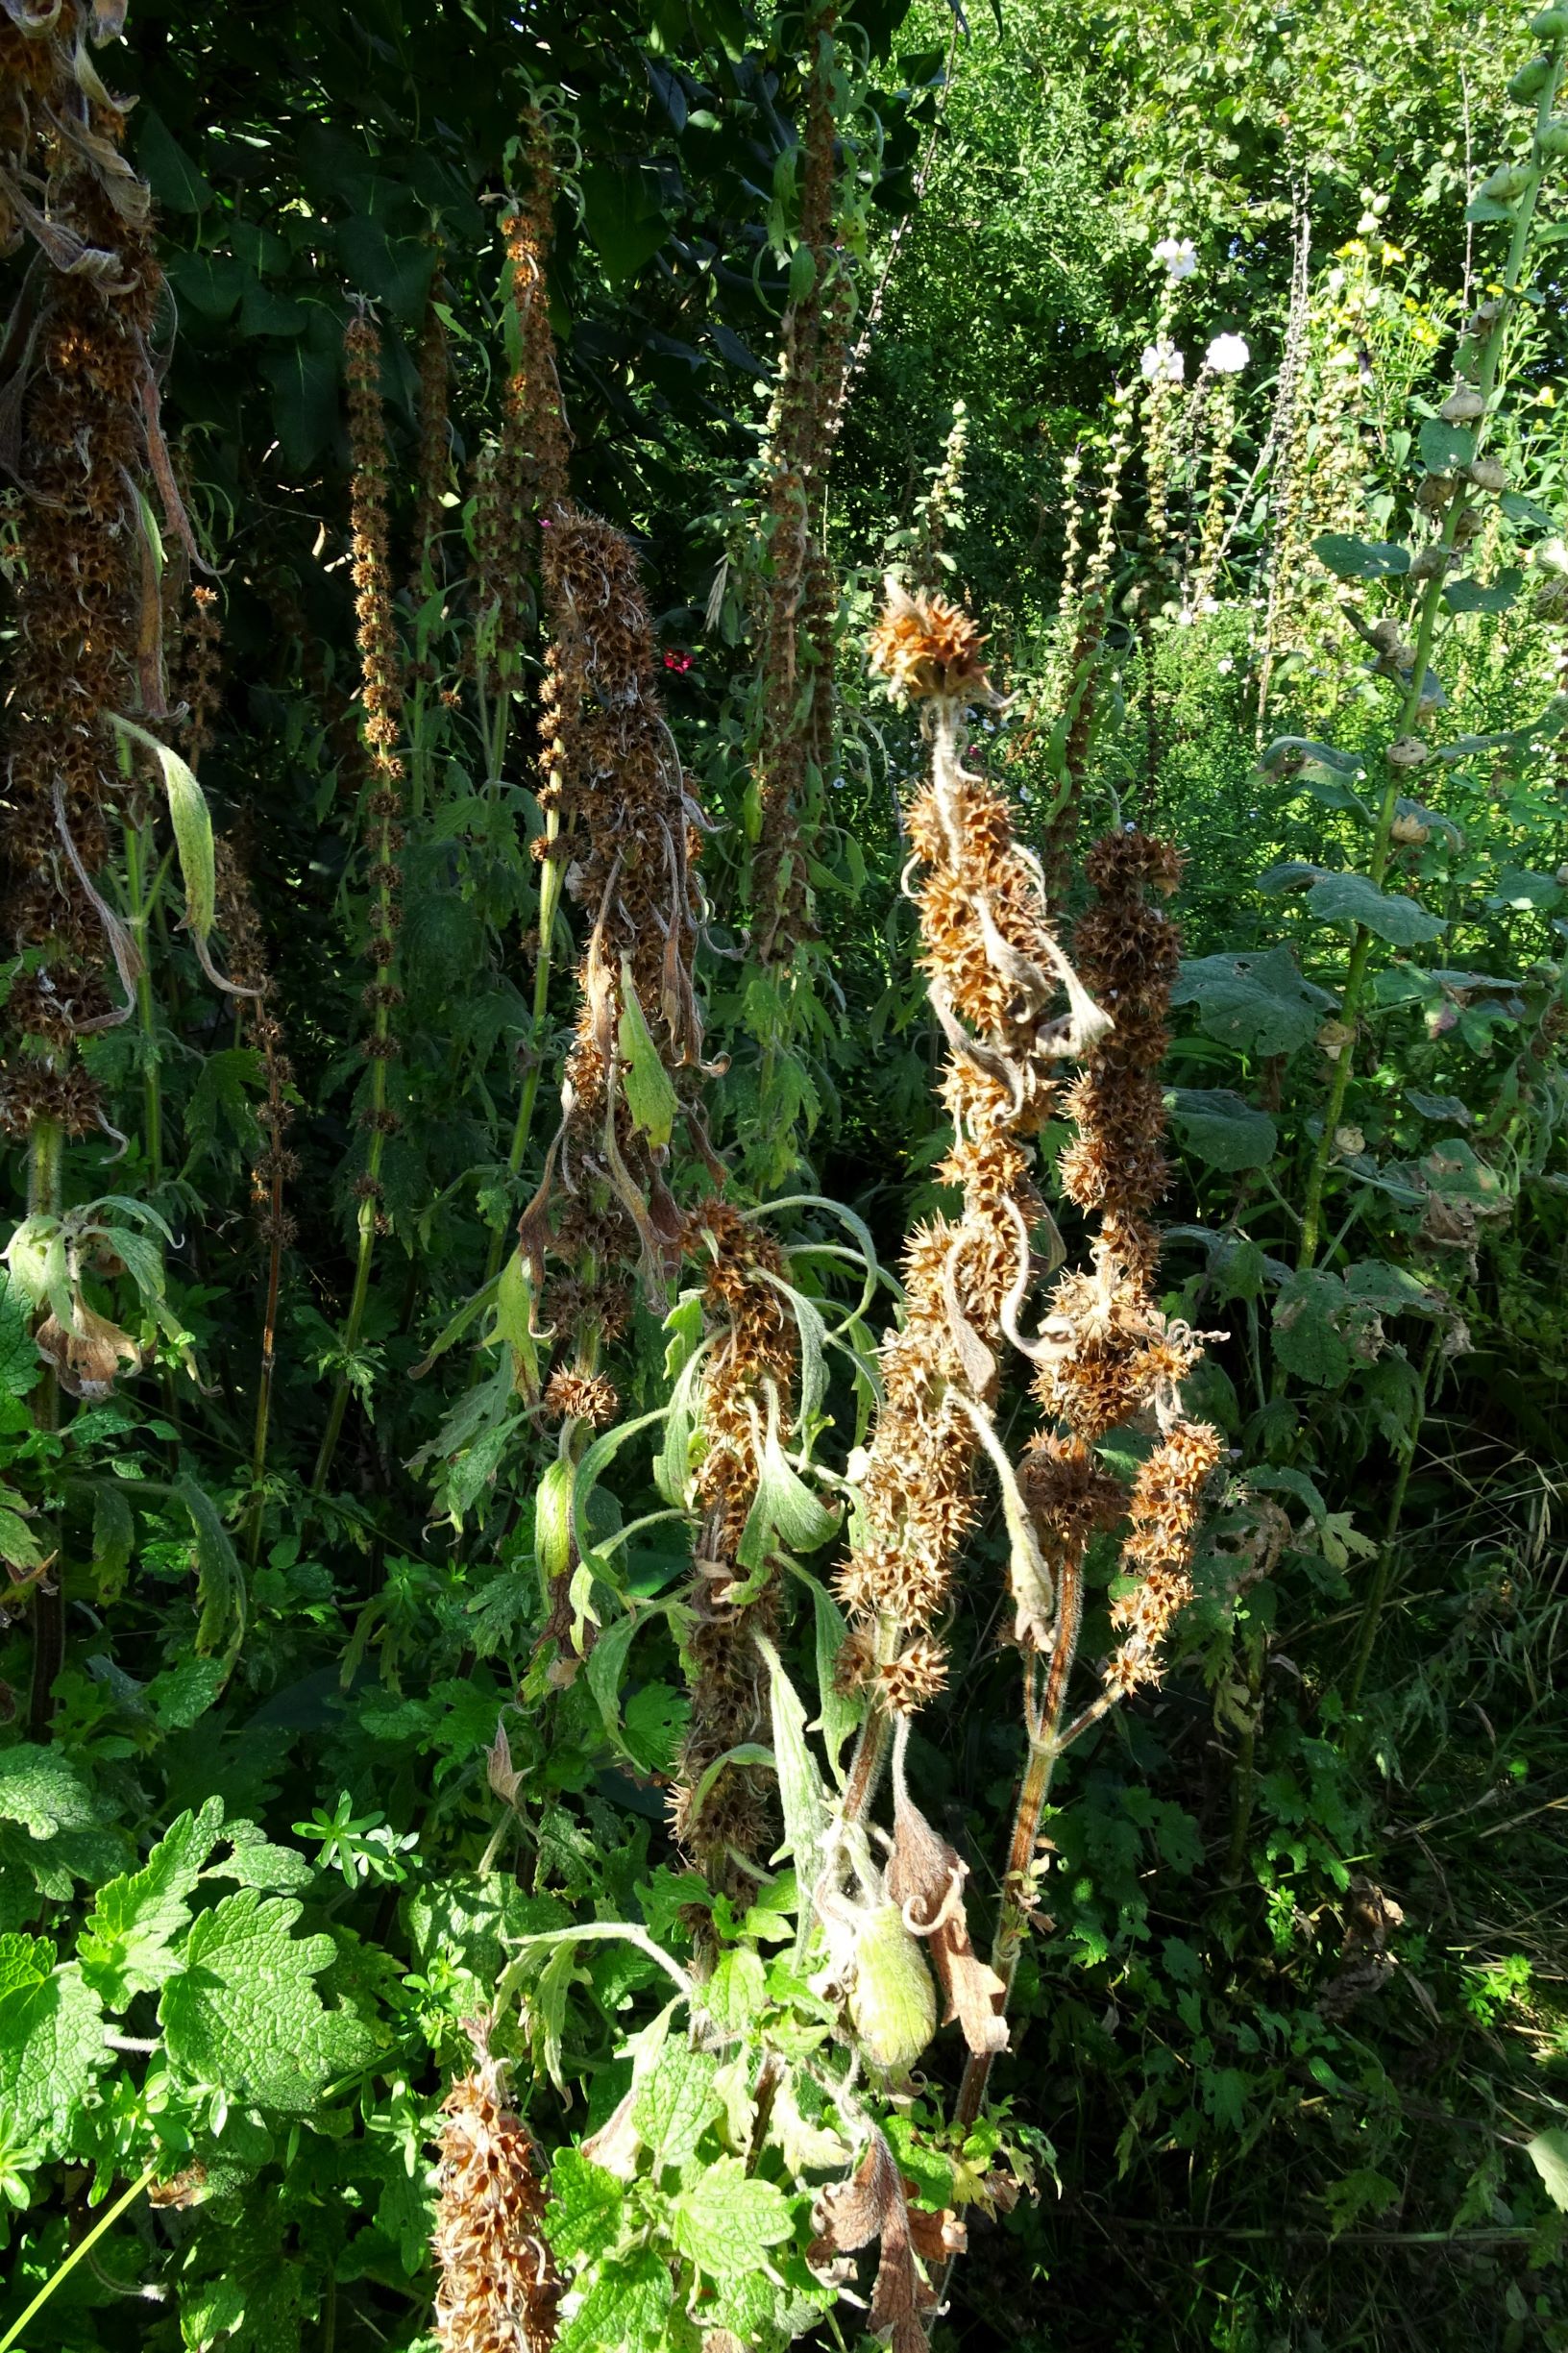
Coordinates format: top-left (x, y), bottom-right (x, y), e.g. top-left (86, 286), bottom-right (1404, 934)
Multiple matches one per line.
top-left (4, 3), bottom-right (1568, 2352)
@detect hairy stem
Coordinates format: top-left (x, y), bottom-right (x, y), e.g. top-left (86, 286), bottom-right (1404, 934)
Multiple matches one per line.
top-left (26, 1114), bottom-right (63, 1740)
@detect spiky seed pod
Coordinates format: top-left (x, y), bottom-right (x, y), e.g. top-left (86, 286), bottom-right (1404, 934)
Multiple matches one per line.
top-left (674, 1202), bottom-right (799, 1871)
top-left (180, 587), bottom-right (224, 770)
top-left (0, 7), bottom-right (172, 1133)
top-left (838, 591), bottom-right (1107, 1692)
top-left (542, 1367), bottom-right (619, 1430)
top-left (432, 2036), bottom-right (563, 2353)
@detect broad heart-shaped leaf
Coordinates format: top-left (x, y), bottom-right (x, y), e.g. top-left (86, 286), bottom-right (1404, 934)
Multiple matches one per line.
top-left (1305, 871), bottom-right (1446, 945)
top-left (159, 1889), bottom-right (368, 2113)
top-left (1444, 568), bottom-right (1524, 615)
top-left (1527, 2128), bottom-right (1568, 2212)
top-left (79, 1798), bottom-right (224, 2007)
top-left (1271, 1270), bottom-right (1352, 1389)
top-left (1171, 945), bottom-right (1336, 1057)
top-left (581, 160), bottom-right (668, 288)
top-left (1501, 489), bottom-right (1556, 531)
top-left (617, 962), bottom-right (678, 1149)
top-left (1166, 1089), bottom-right (1278, 1173)
top-left (1312, 532), bottom-right (1410, 579)
top-left (1417, 417), bottom-right (1475, 472)
top-left (671, 2155), bottom-right (793, 2274)
top-left (556, 2247), bottom-right (673, 2353)
top-left (0, 1937), bottom-right (105, 2138)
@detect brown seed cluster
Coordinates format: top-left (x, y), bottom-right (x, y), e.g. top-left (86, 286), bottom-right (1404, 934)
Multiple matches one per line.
top-left (749, 0), bottom-right (850, 964)
top-left (1022, 827), bottom-right (1221, 1698)
top-left (541, 1366), bottom-right (618, 1431)
top-left (0, 7), bottom-right (174, 1142)
top-left (672, 1201), bottom-right (799, 1869)
top-left (837, 591), bottom-right (1104, 1700)
top-left (432, 2036), bottom-right (562, 2353)
top-left (343, 312), bottom-right (405, 1204)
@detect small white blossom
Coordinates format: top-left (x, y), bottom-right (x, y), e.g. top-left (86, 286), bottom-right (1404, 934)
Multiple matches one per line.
top-left (1205, 332), bottom-right (1250, 375)
top-left (1140, 338), bottom-right (1186, 386)
top-left (1153, 235), bottom-right (1198, 282)
top-left (1216, 656), bottom-right (1235, 674)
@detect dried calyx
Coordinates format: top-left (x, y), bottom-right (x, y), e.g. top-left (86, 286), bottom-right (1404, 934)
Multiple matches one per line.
top-left (432, 2022), bottom-right (562, 2353)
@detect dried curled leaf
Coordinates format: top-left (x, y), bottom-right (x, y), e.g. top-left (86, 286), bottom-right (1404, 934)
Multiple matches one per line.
top-left (811, 2125), bottom-right (965, 2353)
top-left (889, 1776), bottom-right (1009, 2059)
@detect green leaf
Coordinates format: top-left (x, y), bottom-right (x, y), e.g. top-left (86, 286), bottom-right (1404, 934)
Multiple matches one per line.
top-left (79, 1799), bottom-right (222, 2007)
top-left (1256, 736), bottom-right (1365, 778)
top-left (0, 1274), bottom-right (39, 1398)
top-left (90, 1482), bottom-right (135, 1602)
top-left (1312, 533), bottom-right (1409, 579)
top-left (135, 110), bottom-right (214, 210)
top-left (106, 717), bottom-right (217, 946)
top-left (1305, 871), bottom-right (1445, 945)
top-left (173, 1474), bottom-right (247, 1660)
top-left (671, 2155), bottom-right (793, 2274)
top-left (702, 1946), bottom-right (767, 2035)
top-left (1166, 1088), bottom-right (1278, 1172)
top-left (1443, 568), bottom-right (1524, 614)
top-left (758, 1635), bottom-right (829, 1902)
top-left (258, 310), bottom-right (342, 473)
top-left (159, 1889), bottom-right (366, 2112)
top-left (629, 2037), bottom-right (722, 2172)
top-left (1272, 1271), bottom-right (1351, 1388)
top-left (1172, 945), bottom-right (1337, 1057)
top-left (1406, 1091), bottom-right (1472, 1124)
top-left (1417, 417), bottom-right (1474, 471)
top-left (1500, 489), bottom-right (1556, 531)
top-left (618, 962), bottom-right (679, 1148)
top-left (798, 1567), bottom-right (863, 1783)
top-left (0, 1745), bottom-right (103, 1839)
top-left (1527, 2129), bottom-right (1568, 2212)
top-left (581, 163), bottom-right (667, 288)
top-left (1487, 866), bottom-right (1562, 911)
top-left (735, 1423), bottom-right (840, 1575)
top-left (545, 2148), bottom-right (624, 2265)
top-left (556, 2248), bottom-right (672, 2353)
top-left (1248, 1465), bottom-right (1329, 1525)
top-left (0, 1938), bottom-right (105, 2138)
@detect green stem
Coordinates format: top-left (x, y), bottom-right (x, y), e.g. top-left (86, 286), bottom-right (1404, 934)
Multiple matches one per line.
top-left (123, 822), bottom-right (161, 1189)
top-left (0, 2162), bottom-right (158, 2353)
top-left (26, 1115), bottom-right (63, 1741)
top-left (1346, 1324), bottom-right (1444, 1704)
top-left (481, 815), bottom-right (562, 1291)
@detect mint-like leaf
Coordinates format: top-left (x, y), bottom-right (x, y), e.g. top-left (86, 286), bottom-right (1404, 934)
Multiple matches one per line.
top-left (671, 2155), bottom-right (793, 2274)
top-left (545, 2148), bottom-right (624, 2265)
top-left (79, 1798), bottom-right (223, 2006)
top-left (159, 1889), bottom-right (366, 2112)
top-left (0, 1935), bottom-right (105, 2138)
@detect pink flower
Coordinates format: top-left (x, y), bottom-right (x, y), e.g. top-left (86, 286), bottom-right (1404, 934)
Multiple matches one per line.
top-left (663, 650), bottom-right (693, 674)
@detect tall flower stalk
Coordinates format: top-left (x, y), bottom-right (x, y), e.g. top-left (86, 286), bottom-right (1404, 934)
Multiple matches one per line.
top-left (313, 311), bottom-right (407, 1492)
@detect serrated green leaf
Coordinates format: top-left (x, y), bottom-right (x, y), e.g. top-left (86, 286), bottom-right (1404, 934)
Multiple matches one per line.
top-left (0, 1941), bottom-right (104, 2138)
top-left (545, 2147), bottom-right (625, 2265)
top-left (106, 716), bottom-right (217, 945)
top-left (173, 1474), bottom-right (247, 1661)
top-left (629, 2037), bottom-right (722, 2172)
top-left (0, 1745), bottom-right (104, 1838)
top-left (556, 2247), bottom-right (672, 2353)
top-left (79, 1799), bottom-right (223, 2006)
top-left (159, 1889), bottom-right (366, 2112)
top-left (0, 1274), bottom-right (38, 1399)
top-left (702, 1945), bottom-right (767, 2035)
top-left (671, 2155), bottom-right (793, 2274)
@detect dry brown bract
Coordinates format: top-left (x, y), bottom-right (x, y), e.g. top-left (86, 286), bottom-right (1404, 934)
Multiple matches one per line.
top-left (868, 578), bottom-right (994, 706)
top-left (433, 2028), bottom-right (562, 2353)
top-left (810, 2124), bottom-right (965, 2353)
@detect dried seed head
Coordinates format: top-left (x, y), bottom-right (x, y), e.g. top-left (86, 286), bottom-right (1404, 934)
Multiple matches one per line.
top-left (432, 2035), bottom-right (563, 2353)
top-left (868, 576), bottom-right (993, 703)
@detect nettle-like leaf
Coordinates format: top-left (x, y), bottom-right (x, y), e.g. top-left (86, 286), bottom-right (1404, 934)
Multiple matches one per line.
top-left (671, 2154), bottom-right (794, 2274)
top-left (545, 2147), bottom-right (625, 2266)
top-left (1166, 1088), bottom-right (1278, 1173)
top-left (0, 1933), bottom-right (106, 2140)
top-left (555, 2246), bottom-right (672, 2353)
top-left (1304, 871), bottom-right (1446, 946)
top-left (159, 1888), bottom-right (374, 2112)
top-left (628, 2036), bottom-right (722, 2174)
top-left (78, 1796), bottom-right (223, 2006)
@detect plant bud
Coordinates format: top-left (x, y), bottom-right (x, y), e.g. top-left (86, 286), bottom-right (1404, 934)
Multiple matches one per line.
top-left (533, 1458), bottom-right (576, 1586)
top-left (1533, 575), bottom-right (1568, 619)
top-left (1507, 57), bottom-right (1553, 102)
top-left (1439, 387), bottom-right (1486, 424)
top-left (1540, 116), bottom-right (1568, 153)
top-left (1409, 546), bottom-right (1457, 580)
top-left (1317, 1018), bottom-right (1355, 1060)
top-left (1390, 814), bottom-right (1431, 846)
top-left (1532, 7), bottom-right (1568, 36)
top-left (1453, 507), bottom-right (1483, 546)
top-left (1387, 736), bottom-right (1430, 768)
top-left (1334, 1125), bottom-right (1368, 1156)
top-left (847, 1901), bottom-right (938, 2073)
top-left (1368, 618), bottom-right (1405, 652)
top-left (1416, 474), bottom-right (1456, 512)
top-left (1468, 455), bottom-right (1507, 492)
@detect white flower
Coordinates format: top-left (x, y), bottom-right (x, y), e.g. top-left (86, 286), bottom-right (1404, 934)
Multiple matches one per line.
top-left (1206, 332), bottom-right (1250, 375)
top-left (1216, 655), bottom-right (1235, 674)
top-left (1153, 235), bottom-right (1198, 282)
top-left (1140, 338), bottom-right (1186, 386)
